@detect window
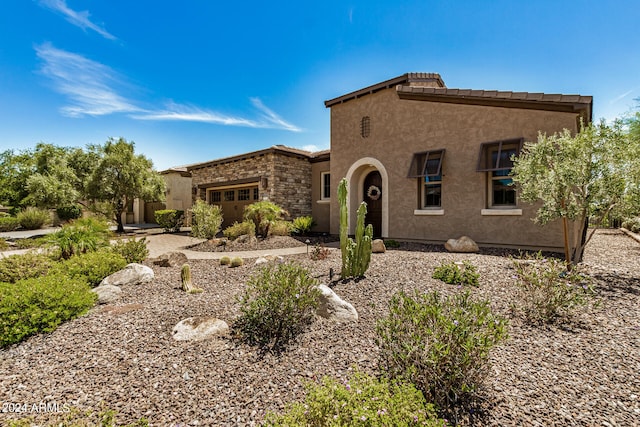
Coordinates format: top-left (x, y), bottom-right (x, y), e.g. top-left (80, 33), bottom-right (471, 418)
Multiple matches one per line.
top-left (238, 188), bottom-right (250, 201)
top-left (360, 116), bottom-right (371, 138)
top-left (211, 191), bottom-right (221, 203)
top-left (253, 187), bottom-right (259, 200)
top-left (408, 149), bottom-right (445, 208)
top-left (321, 172), bottom-right (331, 200)
top-left (224, 190), bottom-right (235, 202)
top-left (477, 139), bottom-right (523, 207)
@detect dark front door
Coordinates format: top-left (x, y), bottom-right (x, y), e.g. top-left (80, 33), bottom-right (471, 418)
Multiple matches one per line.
top-left (363, 171), bottom-right (382, 238)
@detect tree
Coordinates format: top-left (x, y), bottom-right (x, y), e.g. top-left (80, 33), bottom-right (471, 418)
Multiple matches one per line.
top-left (86, 138), bottom-right (165, 233)
top-left (512, 120), bottom-right (640, 266)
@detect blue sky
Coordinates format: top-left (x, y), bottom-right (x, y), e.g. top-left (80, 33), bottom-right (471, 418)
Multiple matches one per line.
top-left (1, 1), bottom-right (639, 171)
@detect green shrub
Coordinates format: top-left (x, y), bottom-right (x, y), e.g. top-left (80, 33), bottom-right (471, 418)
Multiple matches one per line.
top-left (0, 252), bottom-right (55, 283)
top-left (384, 239), bottom-right (401, 248)
top-left (376, 290), bottom-right (508, 418)
top-left (291, 216), bottom-right (315, 235)
top-left (13, 236), bottom-right (49, 249)
top-left (111, 237), bottom-right (149, 263)
top-left (155, 209), bottom-right (184, 233)
top-left (219, 256), bottom-right (231, 266)
top-left (432, 260), bottom-right (480, 287)
top-left (6, 406), bottom-right (149, 427)
top-left (230, 256), bottom-right (244, 267)
top-left (0, 212), bottom-right (9, 217)
top-left (48, 217), bottom-right (111, 259)
top-left (270, 220), bottom-right (292, 236)
top-left (191, 200), bottom-right (223, 239)
top-left (235, 263), bottom-right (320, 352)
top-left (512, 253), bottom-right (595, 324)
top-left (0, 273), bottom-right (96, 348)
top-left (0, 238), bottom-right (8, 251)
top-left (52, 250), bottom-right (127, 287)
top-left (622, 217), bottom-right (640, 233)
top-left (265, 369), bottom-right (446, 426)
top-left (244, 201), bottom-right (288, 237)
top-left (56, 204), bottom-right (83, 221)
top-left (0, 216), bottom-right (20, 231)
top-left (16, 207), bottom-right (50, 230)
top-left (223, 220), bottom-right (256, 240)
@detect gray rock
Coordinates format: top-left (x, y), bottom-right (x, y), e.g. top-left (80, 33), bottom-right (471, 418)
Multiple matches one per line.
top-left (100, 263), bottom-right (154, 286)
top-left (316, 284), bottom-right (358, 322)
top-left (445, 236), bottom-right (479, 253)
top-left (236, 234), bottom-right (257, 245)
top-left (172, 317), bottom-right (229, 341)
top-left (153, 251), bottom-right (188, 267)
top-left (372, 239), bottom-right (386, 253)
top-left (91, 284), bottom-right (122, 304)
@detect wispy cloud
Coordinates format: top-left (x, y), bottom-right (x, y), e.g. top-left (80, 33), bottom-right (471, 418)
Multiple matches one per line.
top-left (609, 87), bottom-right (639, 105)
top-left (39, 0), bottom-right (116, 40)
top-left (35, 44), bottom-right (300, 131)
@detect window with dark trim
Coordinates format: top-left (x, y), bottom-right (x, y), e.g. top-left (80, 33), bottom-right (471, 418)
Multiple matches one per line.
top-left (238, 188), bottom-right (250, 201)
top-left (476, 139), bottom-right (523, 207)
top-left (223, 190), bottom-right (235, 202)
top-left (253, 187), bottom-right (259, 200)
top-left (321, 172), bottom-right (331, 200)
top-left (211, 191), bottom-right (221, 203)
top-left (408, 149), bottom-right (445, 208)
top-left (360, 116), bottom-right (371, 138)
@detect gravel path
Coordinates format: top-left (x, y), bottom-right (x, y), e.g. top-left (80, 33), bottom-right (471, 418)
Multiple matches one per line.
top-left (1, 229), bottom-right (638, 426)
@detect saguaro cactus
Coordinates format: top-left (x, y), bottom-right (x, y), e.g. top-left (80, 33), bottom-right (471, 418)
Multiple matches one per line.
top-left (338, 178), bottom-right (373, 278)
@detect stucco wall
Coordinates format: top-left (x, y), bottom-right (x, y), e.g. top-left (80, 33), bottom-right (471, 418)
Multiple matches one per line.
top-left (311, 160), bottom-right (331, 232)
top-left (329, 88), bottom-right (582, 251)
top-left (163, 172), bottom-right (193, 211)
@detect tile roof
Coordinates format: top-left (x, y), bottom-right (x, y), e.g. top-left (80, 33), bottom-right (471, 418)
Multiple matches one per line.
top-left (185, 145), bottom-right (329, 171)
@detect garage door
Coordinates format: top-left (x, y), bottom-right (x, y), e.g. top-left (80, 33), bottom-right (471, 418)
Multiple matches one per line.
top-left (209, 185), bottom-right (260, 228)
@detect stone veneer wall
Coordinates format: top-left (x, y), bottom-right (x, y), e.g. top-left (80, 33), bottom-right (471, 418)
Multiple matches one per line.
top-left (270, 154), bottom-right (312, 218)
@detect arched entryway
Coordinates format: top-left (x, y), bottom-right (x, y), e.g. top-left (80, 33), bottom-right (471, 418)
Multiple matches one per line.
top-left (363, 171), bottom-right (382, 238)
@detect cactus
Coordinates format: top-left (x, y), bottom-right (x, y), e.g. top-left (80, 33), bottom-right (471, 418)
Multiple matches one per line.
top-left (338, 178), bottom-right (373, 278)
top-left (181, 264), bottom-right (203, 294)
top-left (219, 256), bottom-right (231, 266)
top-left (230, 256), bottom-right (244, 268)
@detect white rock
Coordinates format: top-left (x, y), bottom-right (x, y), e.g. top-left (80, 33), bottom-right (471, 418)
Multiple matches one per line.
top-left (372, 239), bottom-right (386, 253)
top-left (100, 263), bottom-right (154, 286)
top-left (444, 236), bottom-right (479, 253)
top-left (91, 284), bottom-right (122, 304)
top-left (172, 317), bottom-right (229, 341)
top-left (255, 257), bottom-right (269, 265)
top-left (316, 284), bottom-right (358, 322)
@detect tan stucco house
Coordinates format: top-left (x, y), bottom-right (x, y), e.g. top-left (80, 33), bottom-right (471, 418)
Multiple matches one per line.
top-left (166, 72), bottom-right (592, 252)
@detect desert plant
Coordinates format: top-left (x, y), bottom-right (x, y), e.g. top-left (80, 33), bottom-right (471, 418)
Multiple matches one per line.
top-left (244, 200), bottom-right (288, 237)
top-left (0, 216), bottom-right (20, 231)
top-left (622, 217), bottom-right (640, 233)
top-left (51, 250), bottom-right (128, 287)
top-left (512, 252), bottom-right (595, 323)
top-left (384, 239), bottom-right (401, 249)
top-left (219, 256), bottom-right (231, 266)
top-left (265, 369), bottom-right (446, 426)
top-left (376, 290), bottom-right (508, 419)
top-left (155, 209), bottom-right (184, 233)
top-left (432, 260), bottom-right (480, 287)
top-left (16, 207), bottom-right (50, 230)
top-left (230, 256), bottom-right (244, 267)
top-left (180, 263), bottom-right (203, 294)
top-left (13, 235), bottom-right (49, 249)
top-left (111, 237), bottom-right (149, 263)
top-left (0, 238), bottom-right (8, 251)
top-left (234, 263), bottom-right (320, 352)
top-left (270, 220), bottom-right (292, 236)
top-left (48, 217), bottom-right (111, 259)
top-left (291, 216), bottom-right (315, 235)
top-left (310, 243), bottom-right (330, 261)
top-left (223, 220), bottom-right (256, 240)
top-left (0, 273), bottom-right (96, 348)
top-left (0, 252), bottom-right (55, 283)
top-left (56, 204), bottom-right (83, 221)
top-left (191, 199), bottom-right (223, 239)
top-left (338, 178), bottom-right (373, 278)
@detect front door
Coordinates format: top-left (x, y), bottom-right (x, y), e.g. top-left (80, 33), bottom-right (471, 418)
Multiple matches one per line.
top-left (363, 171), bottom-right (382, 238)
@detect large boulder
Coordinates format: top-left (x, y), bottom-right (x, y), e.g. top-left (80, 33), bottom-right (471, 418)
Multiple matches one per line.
top-left (316, 284), bottom-right (358, 322)
top-left (100, 263), bottom-right (154, 287)
top-left (92, 284), bottom-right (122, 304)
top-left (372, 239), bottom-right (386, 253)
top-left (172, 317), bottom-right (229, 341)
top-left (444, 236), bottom-right (479, 253)
top-left (153, 251), bottom-right (188, 267)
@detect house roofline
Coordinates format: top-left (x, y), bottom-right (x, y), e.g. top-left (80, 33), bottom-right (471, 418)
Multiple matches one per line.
top-left (186, 145), bottom-right (330, 171)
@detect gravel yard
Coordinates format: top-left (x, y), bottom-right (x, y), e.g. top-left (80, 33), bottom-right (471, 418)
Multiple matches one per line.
top-left (1, 229), bottom-right (639, 426)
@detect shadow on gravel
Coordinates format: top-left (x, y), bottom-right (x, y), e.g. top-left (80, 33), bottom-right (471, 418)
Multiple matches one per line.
top-left (593, 273), bottom-right (640, 299)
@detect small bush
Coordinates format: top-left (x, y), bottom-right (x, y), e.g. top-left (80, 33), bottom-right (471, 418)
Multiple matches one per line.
top-left (265, 369), bottom-right (446, 426)
top-left (0, 252), bottom-right (55, 283)
top-left (270, 220), bottom-right (292, 236)
top-left (244, 201), bottom-right (288, 237)
top-left (0, 273), bottom-right (96, 348)
top-left (432, 260), bottom-right (480, 287)
top-left (191, 200), bottom-right (224, 239)
top-left (512, 253), bottom-right (595, 324)
top-left (56, 204), bottom-right (83, 221)
top-left (111, 237), bottom-right (149, 263)
top-left (48, 217), bottom-right (111, 259)
top-left (13, 236), bottom-right (49, 249)
top-left (384, 239), bottom-right (401, 249)
top-left (230, 256), bottom-right (244, 267)
top-left (291, 216), bottom-right (315, 235)
top-left (235, 263), bottom-right (320, 352)
top-left (376, 290), bottom-right (508, 419)
top-left (310, 244), bottom-right (330, 261)
top-left (52, 250), bottom-right (127, 287)
top-left (219, 256), bottom-right (231, 266)
top-left (16, 207), bottom-right (50, 230)
top-left (0, 216), bottom-right (20, 232)
top-left (622, 217), bottom-right (640, 233)
top-left (0, 238), bottom-right (8, 251)
top-left (155, 209), bottom-right (184, 233)
top-left (223, 220), bottom-right (256, 240)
